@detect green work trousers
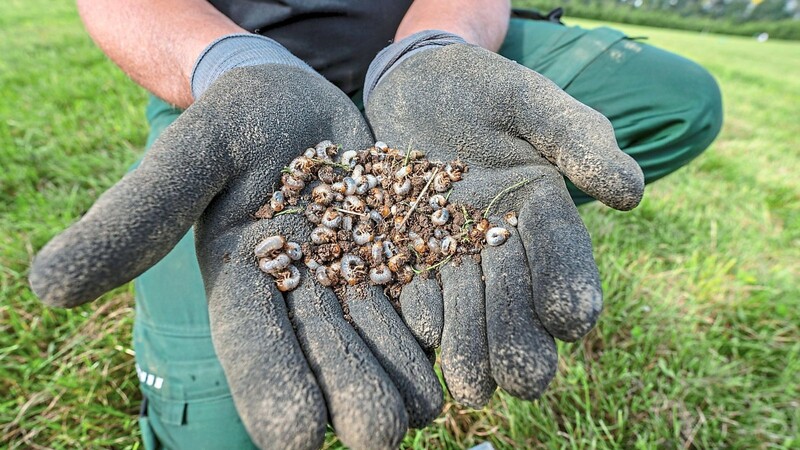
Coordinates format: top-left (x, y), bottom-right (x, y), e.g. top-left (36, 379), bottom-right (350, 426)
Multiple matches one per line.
top-left (134, 17), bottom-right (722, 449)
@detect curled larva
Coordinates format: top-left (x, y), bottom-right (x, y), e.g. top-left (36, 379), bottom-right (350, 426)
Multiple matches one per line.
top-left (312, 184), bottom-right (335, 205)
top-left (321, 208), bottom-right (342, 229)
top-left (315, 265), bottom-right (338, 287)
top-left (388, 253), bottom-right (409, 272)
top-left (383, 240), bottom-right (397, 258)
top-left (342, 177), bottom-right (358, 195)
top-left (305, 202), bottom-right (325, 224)
top-left (441, 236), bottom-right (458, 255)
top-left (275, 265), bottom-right (301, 292)
top-left (285, 242), bottom-right (303, 261)
top-left (486, 227), bottom-right (511, 246)
top-left (270, 191), bottom-right (285, 212)
top-left (504, 211), bottom-right (518, 227)
top-left (394, 165), bottom-right (412, 180)
top-left (432, 172), bottom-right (451, 193)
top-left (255, 235), bottom-right (286, 258)
top-left (353, 222), bottom-right (374, 245)
top-left (288, 156), bottom-right (314, 179)
top-left (341, 150), bottom-right (358, 167)
top-left (341, 215), bottom-right (354, 232)
top-left (340, 254), bottom-right (366, 285)
top-left (428, 194), bottom-right (447, 210)
top-left (343, 195), bottom-right (366, 213)
top-left (369, 264), bottom-right (392, 285)
top-left (393, 178), bottom-right (411, 196)
top-left (310, 226), bottom-right (337, 244)
top-left (371, 242), bottom-right (384, 264)
top-left (281, 173), bottom-right (305, 191)
top-left (259, 253), bottom-right (291, 274)
top-left (369, 209), bottom-right (384, 224)
top-left (431, 208), bottom-right (450, 226)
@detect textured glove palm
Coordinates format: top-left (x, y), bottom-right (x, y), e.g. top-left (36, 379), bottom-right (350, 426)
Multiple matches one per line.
top-left (30, 65), bottom-right (442, 450)
top-left (366, 44), bottom-right (644, 406)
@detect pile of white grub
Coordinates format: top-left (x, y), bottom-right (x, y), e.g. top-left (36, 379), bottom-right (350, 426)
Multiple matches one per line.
top-left (252, 141), bottom-right (511, 304)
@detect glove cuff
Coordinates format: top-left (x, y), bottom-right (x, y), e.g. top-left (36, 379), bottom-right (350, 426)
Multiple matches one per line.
top-left (191, 33), bottom-right (315, 100)
top-left (363, 30), bottom-right (466, 105)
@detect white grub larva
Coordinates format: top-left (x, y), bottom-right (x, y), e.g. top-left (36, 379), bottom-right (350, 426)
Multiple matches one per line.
top-left (312, 184), bottom-right (335, 205)
top-left (393, 178), bottom-right (411, 196)
top-left (259, 253), bottom-right (291, 274)
top-left (304, 147), bottom-right (316, 158)
top-left (445, 163), bottom-right (463, 181)
top-left (340, 254), bottom-right (366, 285)
top-left (317, 165), bottom-right (336, 184)
top-left (305, 258), bottom-right (321, 271)
top-left (310, 226), bottom-right (337, 244)
top-left (353, 222), bottom-right (374, 245)
top-left (432, 172), bottom-right (451, 192)
top-left (281, 173), bottom-right (306, 192)
top-left (341, 150), bottom-right (358, 167)
top-left (431, 208), bottom-right (450, 226)
top-left (315, 265), bottom-right (337, 287)
top-left (341, 215), bottom-right (354, 232)
top-left (486, 227), bottom-right (511, 246)
top-left (355, 176), bottom-right (370, 195)
top-left (371, 242), bottom-right (384, 264)
top-left (428, 194), bottom-right (447, 210)
top-left (315, 140), bottom-right (333, 159)
top-left (255, 235), bottom-right (286, 258)
top-left (412, 236), bottom-right (428, 254)
top-left (504, 211), bottom-right (518, 227)
top-left (374, 141), bottom-right (388, 151)
top-left (369, 264), bottom-right (392, 285)
top-left (394, 165), bottom-right (412, 180)
top-left (285, 242), bottom-right (303, 261)
top-left (365, 174), bottom-right (379, 189)
top-left (305, 202), bottom-right (325, 224)
top-left (281, 173), bottom-right (305, 191)
top-left (369, 209), bottom-right (384, 224)
top-left (441, 236), bottom-right (458, 255)
top-left (343, 195), bottom-right (366, 213)
top-left (427, 237), bottom-right (441, 255)
top-left (383, 240), bottom-right (397, 258)
top-left (331, 181), bottom-right (345, 194)
top-left (288, 157), bottom-right (313, 179)
top-left (275, 265), bottom-right (301, 292)
top-left (270, 191), bottom-right (285, 212)
top-left (351, 164), bottom-right (364, 179)
top-left (342, 177), bottom-right (357, 195)
top-left (321, 208), bottom-right (342, 229)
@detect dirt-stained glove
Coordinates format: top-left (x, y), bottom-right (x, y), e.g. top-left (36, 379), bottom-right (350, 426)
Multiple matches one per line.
top-left (29, 35), bottom-right (442, 450)
top-left (364, 32), bottom-right (644, 407)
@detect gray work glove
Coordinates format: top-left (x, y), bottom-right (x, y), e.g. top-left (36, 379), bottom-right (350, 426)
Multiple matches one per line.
top-left (364, 32), bottom-right (644, 407)
top-left (29, 35), bottom-right (441, 450)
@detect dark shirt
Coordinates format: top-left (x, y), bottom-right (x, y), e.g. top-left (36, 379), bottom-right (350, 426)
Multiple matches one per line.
top-left (208, 0), bottom-right (413, 95)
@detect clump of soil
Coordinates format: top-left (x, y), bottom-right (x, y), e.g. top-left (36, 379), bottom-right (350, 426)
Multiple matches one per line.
top-left (253, 141), bottom-right (510, 306)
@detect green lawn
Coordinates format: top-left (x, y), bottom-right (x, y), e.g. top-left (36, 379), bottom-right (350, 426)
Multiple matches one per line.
top-left (2, 1), bottom-right (798, 449)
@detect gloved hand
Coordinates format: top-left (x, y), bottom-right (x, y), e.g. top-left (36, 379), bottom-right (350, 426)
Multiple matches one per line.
top-left (29, 35), bottom-right (441, 450)
top-left (363, 32), bottom-right (644, 406)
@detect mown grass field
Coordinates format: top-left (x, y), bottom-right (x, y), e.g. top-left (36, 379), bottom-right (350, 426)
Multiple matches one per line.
top-left (2, 1), bottom-right (798, 449)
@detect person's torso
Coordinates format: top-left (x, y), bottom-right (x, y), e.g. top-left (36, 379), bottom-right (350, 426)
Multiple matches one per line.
top-left (208, 0), bottom-right (414, 95)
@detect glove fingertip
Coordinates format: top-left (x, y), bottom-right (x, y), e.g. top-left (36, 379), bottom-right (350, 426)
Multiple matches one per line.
top-left (399, 276), bottom-right (444, 351)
